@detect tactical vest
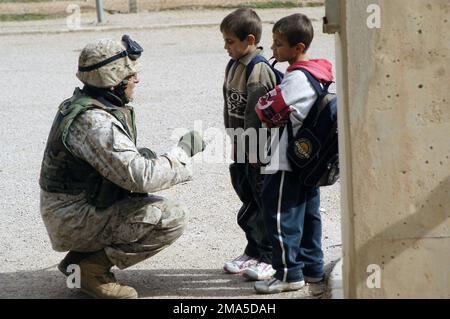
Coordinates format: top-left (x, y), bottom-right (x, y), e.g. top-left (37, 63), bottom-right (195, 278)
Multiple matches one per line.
top-left (39, 88), bottom-right (137, 208)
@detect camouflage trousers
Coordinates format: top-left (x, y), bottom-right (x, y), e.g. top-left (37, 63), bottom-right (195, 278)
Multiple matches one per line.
top-left (40, 190), bottom-right (186, 269)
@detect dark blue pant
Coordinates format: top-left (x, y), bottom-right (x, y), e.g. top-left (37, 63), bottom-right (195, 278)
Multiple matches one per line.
top-left (262, 170), bottom-right (323, 282)
top-left (229, 162), bottom-right (272, 264)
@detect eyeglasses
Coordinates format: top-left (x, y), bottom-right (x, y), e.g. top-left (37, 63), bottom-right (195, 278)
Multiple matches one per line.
top-left (78, 35), bottom-right (144, 72)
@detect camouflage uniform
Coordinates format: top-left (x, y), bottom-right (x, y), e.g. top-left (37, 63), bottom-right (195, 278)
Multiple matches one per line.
top-left (40, 109), bottom-right (191, 268)
top-left (40, 38), bottom-right (192, 270)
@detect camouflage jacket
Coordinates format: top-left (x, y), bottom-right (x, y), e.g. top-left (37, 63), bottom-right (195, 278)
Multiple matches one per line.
top-left (39, 88), bottom-right (193, 251)
top-left (40, 88), bottom-right (192, 206)
top-left (40, 90), bottom-right (192, 219)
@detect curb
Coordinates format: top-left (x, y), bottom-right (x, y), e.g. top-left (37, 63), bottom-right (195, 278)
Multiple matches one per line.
top-left (329, 257), bottom-right (343, 299)
top-left (0, 21), bottom-right (223, 36)
top-left (0, 15), bottom-right (321, 36)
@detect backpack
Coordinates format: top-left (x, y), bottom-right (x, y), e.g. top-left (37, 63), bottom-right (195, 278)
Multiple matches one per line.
top-left (226, 55), bottom-right (284, 85)
top-left (286, 68), bottom-right (339, 188)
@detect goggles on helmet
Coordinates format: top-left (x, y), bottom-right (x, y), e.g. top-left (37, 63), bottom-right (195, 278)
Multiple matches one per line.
top-left (78, 35), bottom-right (143, 72)
top-left (121, 35), bottom-right (143, 60)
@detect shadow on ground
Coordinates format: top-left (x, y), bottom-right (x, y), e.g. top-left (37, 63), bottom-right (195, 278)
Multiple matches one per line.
top-left (0, 266), bottom-right (329, 299)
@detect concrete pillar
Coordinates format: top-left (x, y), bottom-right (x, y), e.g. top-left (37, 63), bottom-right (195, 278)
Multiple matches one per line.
top-left (327, 0), bottom-right (450, 298)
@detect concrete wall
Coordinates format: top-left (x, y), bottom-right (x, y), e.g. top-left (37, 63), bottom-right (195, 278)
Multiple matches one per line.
top-left (334, 0), bottom-right (450, 298)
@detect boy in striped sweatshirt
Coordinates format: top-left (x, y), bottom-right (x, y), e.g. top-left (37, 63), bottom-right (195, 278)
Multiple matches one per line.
top-left (220, 8), bottom-right (278, 280)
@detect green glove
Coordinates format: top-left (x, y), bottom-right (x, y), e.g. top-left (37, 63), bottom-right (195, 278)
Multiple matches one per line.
top-left (138, 147), bottom-right (157, 159)
top-left (177, 130), bottom-right (206, 157)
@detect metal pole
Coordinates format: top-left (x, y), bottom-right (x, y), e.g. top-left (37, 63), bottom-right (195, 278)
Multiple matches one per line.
top-left (95, 0), bottom-right (105, 24)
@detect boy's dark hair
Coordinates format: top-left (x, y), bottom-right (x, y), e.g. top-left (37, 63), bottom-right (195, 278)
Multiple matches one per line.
top-left (220, 8), bottom-right (262, 44)
top-left (273, 13), bottom-right (314, 51)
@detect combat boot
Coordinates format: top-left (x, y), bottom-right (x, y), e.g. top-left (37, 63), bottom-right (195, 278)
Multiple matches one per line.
top-left (78, 250), bottom-right (138, 299)
top-left (58, 250), bottom-right (94, 276)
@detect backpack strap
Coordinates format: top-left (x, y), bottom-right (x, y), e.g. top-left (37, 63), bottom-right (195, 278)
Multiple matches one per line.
top-left (226, 56), bottom-right (268, 81)
top-left (287, 118), bottom-right (294, 141)
top-left (293, 67), bottom-right (332, 92)
top-left (296, 68), bottom-right (326, 95)
top-left (269, 58), bottom-right (285, 85)
top-left (225, 58), bottom-right (235, 76)
top-left (245, 54), bottom-right (270, 82)
top-left (296, 68), bottom-right (335, 126)
top-left (246, 55), bottom-right (285, 85)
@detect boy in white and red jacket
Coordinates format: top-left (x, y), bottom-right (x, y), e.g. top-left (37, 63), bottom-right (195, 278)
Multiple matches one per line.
top-left (253, 13), bottom-right (334, 294)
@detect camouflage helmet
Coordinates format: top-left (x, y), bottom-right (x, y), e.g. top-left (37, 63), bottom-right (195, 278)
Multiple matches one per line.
top-left (76, 35), bottom-right (142, 88)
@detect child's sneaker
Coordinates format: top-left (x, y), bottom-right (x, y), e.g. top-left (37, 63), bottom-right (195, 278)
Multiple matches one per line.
top-left (243, 262), bottom-right (276, 280)
top-left (254, 278), bottom-right (305, 294)
top-left (223, 254), bottom-right (257, 274)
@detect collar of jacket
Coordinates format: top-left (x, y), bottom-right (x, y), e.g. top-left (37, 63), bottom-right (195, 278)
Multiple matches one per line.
top-left (82, 85), bottom-right (124, 108)
top-left (237, 46), bottom-right (264, 66)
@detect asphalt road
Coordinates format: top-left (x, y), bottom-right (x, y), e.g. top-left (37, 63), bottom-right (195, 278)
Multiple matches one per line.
top-left (0, 7), bottom-right (341, 299)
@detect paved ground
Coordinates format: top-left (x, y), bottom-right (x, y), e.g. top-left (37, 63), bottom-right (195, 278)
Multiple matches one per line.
top-left (0, 6), bottom-right (342, 299)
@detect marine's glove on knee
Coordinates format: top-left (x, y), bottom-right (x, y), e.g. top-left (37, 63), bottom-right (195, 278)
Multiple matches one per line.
top-left (177, 130), bottom-right (206, 157)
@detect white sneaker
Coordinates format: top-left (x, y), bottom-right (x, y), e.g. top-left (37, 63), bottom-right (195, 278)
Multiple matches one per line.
top-left (223, 254), bottom-right (258, 274)
top-left (254, 278), bottom-right (305, 294)
top-left (243, 262), bottom-right (276, 281)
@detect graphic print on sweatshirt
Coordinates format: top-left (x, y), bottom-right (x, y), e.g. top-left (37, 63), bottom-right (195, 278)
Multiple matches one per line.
top-left (226, 88), bottom-right (247, 119)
